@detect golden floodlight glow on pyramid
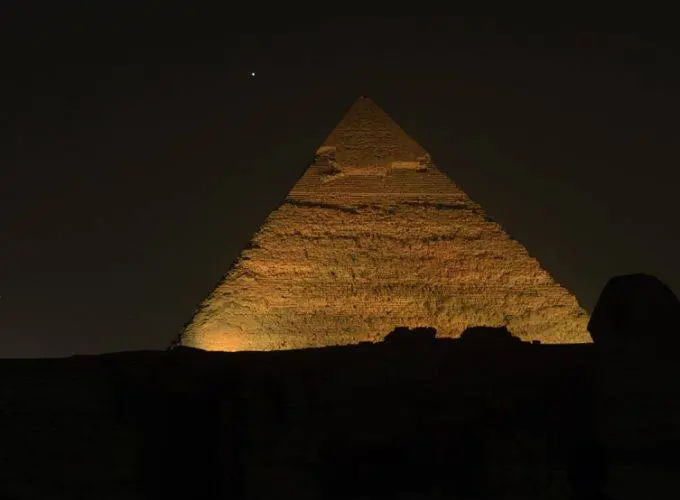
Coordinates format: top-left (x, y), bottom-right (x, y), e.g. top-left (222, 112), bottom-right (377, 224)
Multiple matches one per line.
top-left (179, 97), bottom-right (591, 351)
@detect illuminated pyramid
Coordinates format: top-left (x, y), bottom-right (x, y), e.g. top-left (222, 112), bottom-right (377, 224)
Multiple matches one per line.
top-left (179, 97), bottom-right (590, 351)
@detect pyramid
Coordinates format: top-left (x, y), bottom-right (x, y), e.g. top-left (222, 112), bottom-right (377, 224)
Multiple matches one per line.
top-left (179, 97), bottom-right (591, 351)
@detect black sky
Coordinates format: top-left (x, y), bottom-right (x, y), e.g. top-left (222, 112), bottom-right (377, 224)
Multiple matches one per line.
top-left (2, 5), bottom-right (679, 357)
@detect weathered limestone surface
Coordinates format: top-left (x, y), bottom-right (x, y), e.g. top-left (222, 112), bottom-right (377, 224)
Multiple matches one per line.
top-left (181, 97), bottom-right (590, 351)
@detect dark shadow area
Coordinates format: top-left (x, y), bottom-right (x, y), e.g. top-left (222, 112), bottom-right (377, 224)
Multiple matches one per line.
top-left (317, 424), bottom-right (488, 499)
top-left (110, 353), bottom-right (246, 499)
top-left (128, 388), bottom-right (227, 498)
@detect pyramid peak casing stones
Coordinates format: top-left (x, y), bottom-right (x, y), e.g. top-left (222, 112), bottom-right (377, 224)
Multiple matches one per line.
top-left (179, 98), bottom-right (591, 351)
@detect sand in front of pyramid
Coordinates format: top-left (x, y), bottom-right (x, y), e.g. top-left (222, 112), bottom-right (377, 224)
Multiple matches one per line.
top-left (180, 98), bottom-right (590, 351)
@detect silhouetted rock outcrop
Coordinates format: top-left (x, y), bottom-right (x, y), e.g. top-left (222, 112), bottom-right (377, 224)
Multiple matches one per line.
top-left (588, 274), bottom-right (680, 345)
top-left (383, 326), bottom-right (437, 345)
top-left (459, 325), bottom-right (523, 346)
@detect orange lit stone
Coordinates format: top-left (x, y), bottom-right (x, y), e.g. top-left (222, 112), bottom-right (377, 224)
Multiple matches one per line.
top-left (179, 97), bottom-right (590, 351)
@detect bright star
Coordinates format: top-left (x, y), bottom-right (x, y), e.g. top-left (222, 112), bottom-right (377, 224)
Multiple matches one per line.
top-left (250, 71), bottom-right (256, 77)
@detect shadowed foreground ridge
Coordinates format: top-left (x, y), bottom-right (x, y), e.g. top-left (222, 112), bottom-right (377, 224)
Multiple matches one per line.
top-left (179, 97), bottom-right (590, 351)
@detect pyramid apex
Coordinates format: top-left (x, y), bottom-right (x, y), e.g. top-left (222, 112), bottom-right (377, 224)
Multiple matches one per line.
top-left (319, 98), bottom-right (429, 169)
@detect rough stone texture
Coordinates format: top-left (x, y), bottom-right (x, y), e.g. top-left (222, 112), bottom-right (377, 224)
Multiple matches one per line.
top-left (180, 97), bottom-right (590, 351)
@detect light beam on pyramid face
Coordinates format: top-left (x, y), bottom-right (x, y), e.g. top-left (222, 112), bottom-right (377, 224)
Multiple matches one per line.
top-left (195, 330), bottom-right (246, 352)
top-left (176, 97), bottom-right (591, 352)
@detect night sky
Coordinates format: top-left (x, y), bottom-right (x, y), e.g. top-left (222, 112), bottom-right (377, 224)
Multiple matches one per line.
top-left (2, 6), bottom-right (679, 358)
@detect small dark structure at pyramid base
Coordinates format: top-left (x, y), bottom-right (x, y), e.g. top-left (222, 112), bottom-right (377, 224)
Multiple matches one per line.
top-left (1, 274), bottom-right (680, 499)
